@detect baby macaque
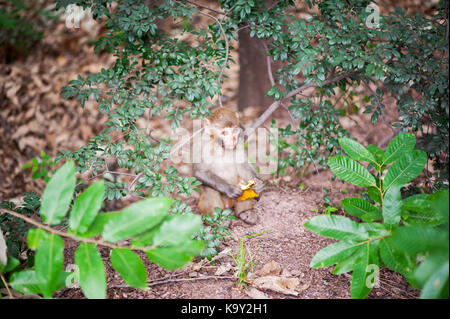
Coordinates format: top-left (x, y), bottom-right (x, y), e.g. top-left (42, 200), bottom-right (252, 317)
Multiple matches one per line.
top-left (193, 108), bottom-right (265, 224)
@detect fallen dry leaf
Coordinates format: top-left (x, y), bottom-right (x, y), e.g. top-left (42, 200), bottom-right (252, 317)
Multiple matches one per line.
top-left (256, 260), bottom-right (281, 277)
top-left (246, 287), bottom-right (270, 299)
top-left (253, 276), bottom-right (300, 296)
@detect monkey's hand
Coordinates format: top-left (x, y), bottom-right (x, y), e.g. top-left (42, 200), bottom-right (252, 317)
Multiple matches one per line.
top-left (225, 184), bottom-right (243, 199)
top-left (253, 178), bottom-right (265, 194)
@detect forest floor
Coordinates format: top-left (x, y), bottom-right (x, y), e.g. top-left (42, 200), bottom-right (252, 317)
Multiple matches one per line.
top-left (0, 3), bottom-right (424, 299)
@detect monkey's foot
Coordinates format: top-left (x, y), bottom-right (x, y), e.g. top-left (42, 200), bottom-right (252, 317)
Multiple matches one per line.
top-left (238, 210), bottom-right (258, 225)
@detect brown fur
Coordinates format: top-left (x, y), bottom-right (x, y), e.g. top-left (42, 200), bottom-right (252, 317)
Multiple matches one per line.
top-left (194, 108), bottom-right (264, 217)
top-left (208, 108), bottom-right (239, 128)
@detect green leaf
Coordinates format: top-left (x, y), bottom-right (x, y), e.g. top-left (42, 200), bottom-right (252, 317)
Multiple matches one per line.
top-left (350, 243), bottom-right (372, 299)
top-left (379, 238), bottom-right (414, 277)
top-left (367, 187), bottom-right (382, 204)
top-left (382, 184), bottom-right (402, 227)
top-left (9, 270), bottom-right (42, 295)
top-left (69, 180), bottom-right (105, 234)
top-left (310, 241), bottom-right (361, 268)
top-left (75, 243), bottom-right (106, 299)
top-left (402, 194), bottom-right (432, 213)
top-left (382, 133), bottom-right (416, 164)
top-left (146, 240), bottom-right (204, 270)
top-left (328, 156), bottom-right (376, 187)
top-left (341, 198), bottom-right (381, 221)
top-left (366, 144), bottom-right (384, 165)
top-left (35, 233), bottom-right (65, 298)
top-left (412, 252), bottom-right (449, 298)
top-left (383, 150), bottom-right (426, 191)
top-left (338, 138), bottom-right (376, 164)
top-left (10, 269), bottom-right (69, 297)
top-left (27, 228), bottom-right (49, 251)
top-left (153, 214), bottom-right (202, 246)
top-left (332, 247), bottom-right (362, 275)
top-left (110, 248), bottom-right (147, 290)
top-left (420, 260), bottom-right (449, 299)
top-left (0, 255), bottom-right (20, 274)
top-left (431, 189), bottom-right (449, 223)
top-left (305, 215), bottom-right (369, 241)
top-left (102, 197), bottom-right (172, 243)
top-left (40, 160), bottom-right (76, 225)
top-left (392, 226), bottom-right (449, 255)
top-left (77, 212), bottom-right (121, 238)
top-left (131, 226), bottom-right (159, 247)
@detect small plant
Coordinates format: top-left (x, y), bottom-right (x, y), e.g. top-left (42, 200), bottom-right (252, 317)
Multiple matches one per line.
top-left (22, 151), bottom-right (57, 183)
top-left (0, 160), bottom-right (204, 299)
top-left (230, 230), bottom-right (269, 290)
top-left (305, 133), bottom-right (449, 299)
top-left (195, 208), bottom-right (235, 259)
top-left (0, 192), bottom-right (41, 258)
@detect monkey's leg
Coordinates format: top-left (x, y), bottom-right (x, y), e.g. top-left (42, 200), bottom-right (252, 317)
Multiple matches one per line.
top-left (234, 199), bottom-right (258, 225)
top-left (198, 186), bottom-right (225, 216)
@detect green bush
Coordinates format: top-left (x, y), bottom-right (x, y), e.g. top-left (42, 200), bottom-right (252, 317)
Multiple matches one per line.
top-left (1, 161), bottom-right (204, 298)
top-left (305, 133), bottom-right (449, 299)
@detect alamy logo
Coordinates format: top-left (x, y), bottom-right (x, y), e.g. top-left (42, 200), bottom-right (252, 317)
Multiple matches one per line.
top-left (65, 4), bottom-right (91, 29)
top-left (365, 3), bottom-right (380, 29)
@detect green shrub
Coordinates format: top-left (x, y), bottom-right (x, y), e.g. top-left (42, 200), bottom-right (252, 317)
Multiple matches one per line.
top-left (1, 160), bottom-right (204, 298)
top-left (305, 133), bottom-right (449, 299)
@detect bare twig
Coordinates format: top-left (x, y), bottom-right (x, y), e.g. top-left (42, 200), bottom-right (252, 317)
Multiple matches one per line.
top-left (170, 127), bottom-right (204, 155)
top-left (0, 209), bottom-right (156, 253)
top-left (0, 273), bottom-right (13, 299)
top-left (263, 42), bottom-right (275, 87)
top-left (127, 172), bottom-right (143, 195)
top-left (236, 24), bottom-right (251, 32)
top-left (146, 275), bottom-right (234, 288)
top-left (378, 128), bottom-right (401, 149)
top-left (280, 102), bottom-right (296, 127)
top-left (185, 0), bottom-right (226, 16)
top-left (246, 71), bottom-right (359, 138)
top-left (362, 79), bottom-right (395, 134)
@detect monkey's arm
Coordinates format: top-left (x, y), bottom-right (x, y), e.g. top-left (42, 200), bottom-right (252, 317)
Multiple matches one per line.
top-left (193, 164), bottom-right (242, 198)
top-left (238, 162), bottom-right (265, 194)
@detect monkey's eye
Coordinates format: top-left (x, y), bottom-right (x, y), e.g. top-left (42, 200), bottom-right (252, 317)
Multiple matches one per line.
top-left (222, 131), bottom-right (228, 136)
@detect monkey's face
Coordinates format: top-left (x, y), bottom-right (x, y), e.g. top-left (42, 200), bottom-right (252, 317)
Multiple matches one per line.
top-left (217, 127), bottom-right (241, 150)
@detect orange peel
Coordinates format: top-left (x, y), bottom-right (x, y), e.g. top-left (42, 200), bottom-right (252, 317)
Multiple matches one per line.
top-left (237, 179), bottom-right (259, 201)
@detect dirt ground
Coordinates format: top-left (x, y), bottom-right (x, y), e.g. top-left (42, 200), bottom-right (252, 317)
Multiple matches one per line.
top-left (54, 175), bottom-right (419, 299)
top-left (0, 2), bottom-right (426, 300)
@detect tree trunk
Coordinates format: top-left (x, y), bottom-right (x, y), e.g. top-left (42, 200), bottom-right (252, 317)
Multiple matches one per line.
top-left (238, 28), bottom-right (274, 112)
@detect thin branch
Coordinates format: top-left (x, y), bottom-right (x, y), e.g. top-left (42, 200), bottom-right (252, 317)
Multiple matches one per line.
top-left (127, 172), bottom-right (143, 194)
top-left (0, 273), bottom-right (13, 299)
top-left (280, 102), bottom-right (296, 127)
top-left (262, 42), bottom-right (275, 87)
top-left (170, 127), bottom-right (204, 155)
top-left (378, 128), bottom-right (401, 149)
top-left (362, 79), bottom-right (395, 134)
top-left (0, 209), bottom-right (155, 253)
top-left (185, 0), bottom-right (226, 16)
top-left (78, 170), bottom-right (139, 187)
top-left (246, 71), bottom-right (359, 138)
top-left (236, 24), bottom-right (251, 32)
top-left (147, 275), bottom-right (234, 288)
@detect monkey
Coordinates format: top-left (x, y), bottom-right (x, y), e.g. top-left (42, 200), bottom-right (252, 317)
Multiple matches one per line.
top-left (193, 107), bottom-right (265, 224)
